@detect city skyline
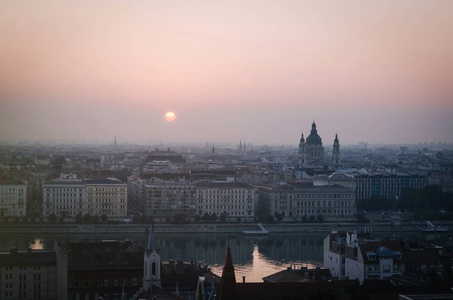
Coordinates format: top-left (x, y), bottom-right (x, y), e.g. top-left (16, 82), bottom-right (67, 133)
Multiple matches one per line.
top-left (1, 0), bottom-right (452, 146)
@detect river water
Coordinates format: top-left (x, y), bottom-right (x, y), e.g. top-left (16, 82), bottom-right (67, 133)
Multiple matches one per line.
top-left (0, 230), bottom-right (451, 282)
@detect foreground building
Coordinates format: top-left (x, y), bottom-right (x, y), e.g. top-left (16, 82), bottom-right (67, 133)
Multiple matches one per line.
top-left (64, 240), bottom-right (143, 300)
top-left (323, 230), bottom-right (404, 282)
top-left (0, 244), bottom-right (67, 300)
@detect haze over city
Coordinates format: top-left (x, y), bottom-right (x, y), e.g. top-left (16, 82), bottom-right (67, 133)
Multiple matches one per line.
top-left (1, 0), bottom-right (452, 146)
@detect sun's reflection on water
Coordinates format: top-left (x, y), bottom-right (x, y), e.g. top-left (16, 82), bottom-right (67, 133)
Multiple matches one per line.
top-left (29, 238), bottom-right (44, 250)
top-left (211, 244), bottom-right (320, 283)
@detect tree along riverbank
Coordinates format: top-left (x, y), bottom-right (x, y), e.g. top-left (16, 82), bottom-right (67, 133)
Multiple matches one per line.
top-left (1, 221), bottom-right (451, 234)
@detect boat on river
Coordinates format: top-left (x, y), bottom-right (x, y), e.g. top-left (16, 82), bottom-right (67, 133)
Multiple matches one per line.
top-left (243, 223), bottom-right (269, 235)
top-left (419, 221), bottom-right (448, 233)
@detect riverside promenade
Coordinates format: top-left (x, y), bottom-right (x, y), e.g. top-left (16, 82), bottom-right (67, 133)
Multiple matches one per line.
top-left (1, 221), bottom-right (451, 234)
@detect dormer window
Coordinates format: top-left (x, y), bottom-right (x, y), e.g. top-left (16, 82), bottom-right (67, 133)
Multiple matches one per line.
top-left (366, 251), bottom-right (377, 260)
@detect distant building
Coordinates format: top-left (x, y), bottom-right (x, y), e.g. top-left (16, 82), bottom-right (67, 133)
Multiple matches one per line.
top-left (145, 149), bottom-right (186, 164)
top-left (299, 121), bottom-right (326, 167)
top-left (332, 133), bottom-right (341, 166)
top-left (0, 178), bottom-right (27, 218)
top-left (298, 121), bottom-right (342, 167)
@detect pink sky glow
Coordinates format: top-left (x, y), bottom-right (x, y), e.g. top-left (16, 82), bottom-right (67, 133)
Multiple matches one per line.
top-left (1, 0), bottom-right (452, 145)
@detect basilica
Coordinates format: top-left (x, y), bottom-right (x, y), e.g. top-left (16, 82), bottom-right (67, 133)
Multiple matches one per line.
top-left (298, 121), bottom-right (340, 167)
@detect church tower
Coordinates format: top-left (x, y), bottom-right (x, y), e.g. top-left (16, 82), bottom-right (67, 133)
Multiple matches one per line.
top-left (332, 133), bottom-right (340, 166)
top-left (298, 133), bottom-right (306, 167)
top-left (143, 224), bottom-right (161, 292)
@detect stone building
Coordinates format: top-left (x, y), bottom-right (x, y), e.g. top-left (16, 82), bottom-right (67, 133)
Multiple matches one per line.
top-left (195, 182), bottom-right (255, 222)
top-left (42, 175), bottom-right (127, 220)
top-left (259, 178), bottom-right (356, 222)
top-left (0, 178), bottom-right (27, 218)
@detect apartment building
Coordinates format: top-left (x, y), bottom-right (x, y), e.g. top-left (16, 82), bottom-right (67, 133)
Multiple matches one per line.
top-left (0, 178), bottom-right (27, 218)
top-left (42, 174), bottom-right (85, 218)
top-left (85, 178), bottom-right (127, 218)
top-left (42, 175), bottom-right (127, 219)
top-left (195, 181), bottom-right (255, 222)
top-left (144, 181), bottom-right (197, 221)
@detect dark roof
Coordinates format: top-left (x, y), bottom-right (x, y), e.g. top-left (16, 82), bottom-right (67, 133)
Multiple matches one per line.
top-left (263, 267), bottom-right (332, 283)
top-left (236, 282), bottom-right (344, 300)
top-left (65, 240), bottom-right (143, 270)
top-left (84, 178), bottom-right (125, 185)
top-left (196, 182), bottom-right (253, 189)
top-left (44, 180), bottom-right (85, 186)
top-left (0, 178), bottom-right (26, 185)
top-left (0, 248), bottom-right (56, 266)
top-left (306, 122), bottom-right (322, 146)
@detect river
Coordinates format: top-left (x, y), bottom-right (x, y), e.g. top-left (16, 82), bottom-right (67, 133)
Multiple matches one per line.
top-left (1, 230), bottom-right (451, 282)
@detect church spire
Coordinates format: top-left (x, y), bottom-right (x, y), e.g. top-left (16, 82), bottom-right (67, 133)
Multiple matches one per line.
top-left (143, 223), bottom-right (161, 291)
top-left (217, 237), bottom-right (238, 300)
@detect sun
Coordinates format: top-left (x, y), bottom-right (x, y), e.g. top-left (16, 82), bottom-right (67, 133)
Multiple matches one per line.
top-left (165, 111), bottom-right (176, 122)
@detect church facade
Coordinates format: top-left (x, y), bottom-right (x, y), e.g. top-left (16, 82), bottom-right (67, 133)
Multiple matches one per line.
top-left (298, 121), bottom-right (340, 167)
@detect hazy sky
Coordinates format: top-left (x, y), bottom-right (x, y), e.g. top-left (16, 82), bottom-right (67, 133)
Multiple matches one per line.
top-left (1, 0), bottom-right (452, 146)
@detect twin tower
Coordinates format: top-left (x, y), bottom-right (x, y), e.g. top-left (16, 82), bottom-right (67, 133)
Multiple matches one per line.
top-left (298, 121), bottom-right (340, 167)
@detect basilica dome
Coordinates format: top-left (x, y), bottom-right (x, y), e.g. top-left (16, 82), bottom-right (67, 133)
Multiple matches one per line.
top-left (306, 122), bottom-right (322, 145)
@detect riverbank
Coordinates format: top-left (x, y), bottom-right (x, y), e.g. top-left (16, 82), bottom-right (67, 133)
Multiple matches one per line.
top-left (1, 221), bottom-right (452, 234)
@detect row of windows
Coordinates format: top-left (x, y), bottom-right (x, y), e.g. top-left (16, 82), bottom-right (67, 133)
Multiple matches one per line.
top-left (87, 187), bottom-right (126, 192)
top-left (0, 188), bottom-right (25, 192)
top-left (73, 277), bottom-right (138, 287)
top-left (200, 189), bottom-right (252, 194)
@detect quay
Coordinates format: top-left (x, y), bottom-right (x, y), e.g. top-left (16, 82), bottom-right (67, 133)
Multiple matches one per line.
top-left (1, 221), bottom-right (451, 235)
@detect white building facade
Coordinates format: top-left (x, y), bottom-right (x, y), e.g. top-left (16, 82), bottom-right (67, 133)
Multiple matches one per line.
top-left (195, 182), bottom-right (255, 222)
top-left (42, 175), bottom-right (127, 219)
top-left (323, 231), bottom-right (404, 282)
